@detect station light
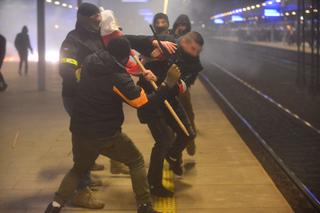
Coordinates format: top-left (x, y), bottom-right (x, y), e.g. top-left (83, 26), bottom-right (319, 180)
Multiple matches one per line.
top-left (210, 0), bottom-right (306, 24)
top-left (214, 19), bottom-right (224, 24)
top-left (46, 0), bottom-right (77, 11)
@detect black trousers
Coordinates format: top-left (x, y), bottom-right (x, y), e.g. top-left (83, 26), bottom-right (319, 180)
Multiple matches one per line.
top-left (18, 50), bottom-right (28, 75)
top-left (163, 98), bottom-right (196, 159)
top-left (146, 98), bottom-right (195, 185)
top-left (147, 118), bottom-right (175, 186)
top-left (0, 72), bottom-right (7, 90)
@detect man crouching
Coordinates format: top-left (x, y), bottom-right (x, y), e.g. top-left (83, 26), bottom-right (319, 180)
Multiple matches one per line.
top-left (45, 37), bottom-right (181, 213)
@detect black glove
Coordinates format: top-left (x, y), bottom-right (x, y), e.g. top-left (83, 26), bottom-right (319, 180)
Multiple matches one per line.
top-left (163, 64), bottom-right (181, 88)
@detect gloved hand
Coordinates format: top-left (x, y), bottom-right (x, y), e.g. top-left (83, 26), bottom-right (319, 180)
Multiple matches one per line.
top-left (164, 64), bottom-right (181, 88)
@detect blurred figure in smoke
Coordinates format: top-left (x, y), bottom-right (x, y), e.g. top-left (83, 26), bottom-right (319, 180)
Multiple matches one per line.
top-left (171, 14), bottom-right (191, 38)
top-left (153, 13), bottom-right (170, 35)
top-left (0, 34), bottom-right (7, 91)
top-left (14, 26), bottom-right (33, 76)
top-left (284, 25), bottom-right (295, 46)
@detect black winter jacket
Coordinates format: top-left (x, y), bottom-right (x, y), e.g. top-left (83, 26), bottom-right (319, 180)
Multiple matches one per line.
top-left (70, 49), bottom-right (167, 138)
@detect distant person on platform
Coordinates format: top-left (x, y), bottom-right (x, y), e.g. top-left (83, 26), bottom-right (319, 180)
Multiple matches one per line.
top-left (0, 34), bottom-right (7, 91)
top-left (153, 13), bottom-right (170, 35)
top-left (170, 14), bottom-right (191, 38)
top-left (14, 26), bottom-right (33, 76)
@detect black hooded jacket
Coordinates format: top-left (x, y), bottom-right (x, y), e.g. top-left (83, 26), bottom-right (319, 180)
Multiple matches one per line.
top-left (137, 35), bottom-right (203, 123)
top-left (70, 49), bottom-right (167, 138)
top-left (171, 15), bottom-right (191, 38)
top-left (59, 19), bottom-right (154, 98)
top-left (0, 34), bottom-right (6, 69)
top-left (59, 23), bottom-right (104, 98)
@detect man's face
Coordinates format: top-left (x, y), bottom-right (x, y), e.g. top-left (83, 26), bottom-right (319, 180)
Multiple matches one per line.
top-left (175, 25), bottom-right (187, 37)
top-left (89, 12), bottom-right (102, 26)
top-left (154, 18), bottom-right (169, 34)
top-left (180, 37), bottom-right (202, 57)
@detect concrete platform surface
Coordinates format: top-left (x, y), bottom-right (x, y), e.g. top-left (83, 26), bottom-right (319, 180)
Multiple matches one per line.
top-left (0, 62), bottom-right (292, 212)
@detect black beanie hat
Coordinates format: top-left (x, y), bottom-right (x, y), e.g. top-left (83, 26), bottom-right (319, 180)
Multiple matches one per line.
top-left (107, 37), bottom-right (131, 61)
top-left (78, 3), bottom-right (100, 17)
top-left (153, 13), bottom-right (169, 26)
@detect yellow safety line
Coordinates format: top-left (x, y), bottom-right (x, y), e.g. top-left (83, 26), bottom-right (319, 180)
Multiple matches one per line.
top-left (153, 161), bottom-right (176, 213)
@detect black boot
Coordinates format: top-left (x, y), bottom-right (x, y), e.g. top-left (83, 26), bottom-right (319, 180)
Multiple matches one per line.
top-left (150, 184), bottom-right (173, 197)
top-left (0, 82), bottom-right (7, 92)
top-left (137, 203), bottom-right (161, 213)
top-left (44, 202), bottom-right (62, 213)
top-left (166, 155), bottom-right (183, 176)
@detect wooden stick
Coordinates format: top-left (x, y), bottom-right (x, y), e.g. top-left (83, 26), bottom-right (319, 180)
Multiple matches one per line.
top-left (132, 55), bottom-right (190, 136)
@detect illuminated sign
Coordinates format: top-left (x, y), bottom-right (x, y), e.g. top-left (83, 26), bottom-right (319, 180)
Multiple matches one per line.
top-left (231, 15), bottom-right (244, 22)
top-left (264, 9), bottom-right (280, 16)
top-left (214, 19), bottom-right (224, 24)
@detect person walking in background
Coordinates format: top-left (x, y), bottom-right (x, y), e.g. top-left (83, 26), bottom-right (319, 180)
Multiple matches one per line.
top-left (0, 34), bottom-right (7, 92)
top-left (14, 26), bottom-right (33, 76)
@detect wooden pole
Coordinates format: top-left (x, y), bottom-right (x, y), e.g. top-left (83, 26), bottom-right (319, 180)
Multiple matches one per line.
top-left (132, 55), bottom-right (190, 136)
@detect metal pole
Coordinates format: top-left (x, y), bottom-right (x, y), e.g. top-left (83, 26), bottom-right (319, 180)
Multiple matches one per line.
top-left (310, 0), bottom-right (315, 93)
top-left (301, 0), bottom-right (306, 86)
top-left (317, 0), bottom-right (320, 91)
top-left (37, 0), bottom-right (45, 91)
top-left (296, 0), bottom-right (302, 86)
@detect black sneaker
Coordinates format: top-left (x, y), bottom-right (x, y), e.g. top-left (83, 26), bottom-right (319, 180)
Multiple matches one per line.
top-left (166, 156), bottom-right (183, 176)
top-left (138, 203), bottom-right (161, 213)
top-left (44, 202), bottom-right (62, 213)
top-left (0, 83), bottom-right (7, 92)
top-left (150, 185), bottom-right (174, 197)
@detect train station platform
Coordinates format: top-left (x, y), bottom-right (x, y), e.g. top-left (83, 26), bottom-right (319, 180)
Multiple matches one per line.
top-left (0, 62), bottom-right (292, 212)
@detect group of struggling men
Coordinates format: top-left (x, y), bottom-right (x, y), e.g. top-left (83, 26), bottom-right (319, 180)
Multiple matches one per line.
top-left (45, 3), bottom-right (203, 213)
